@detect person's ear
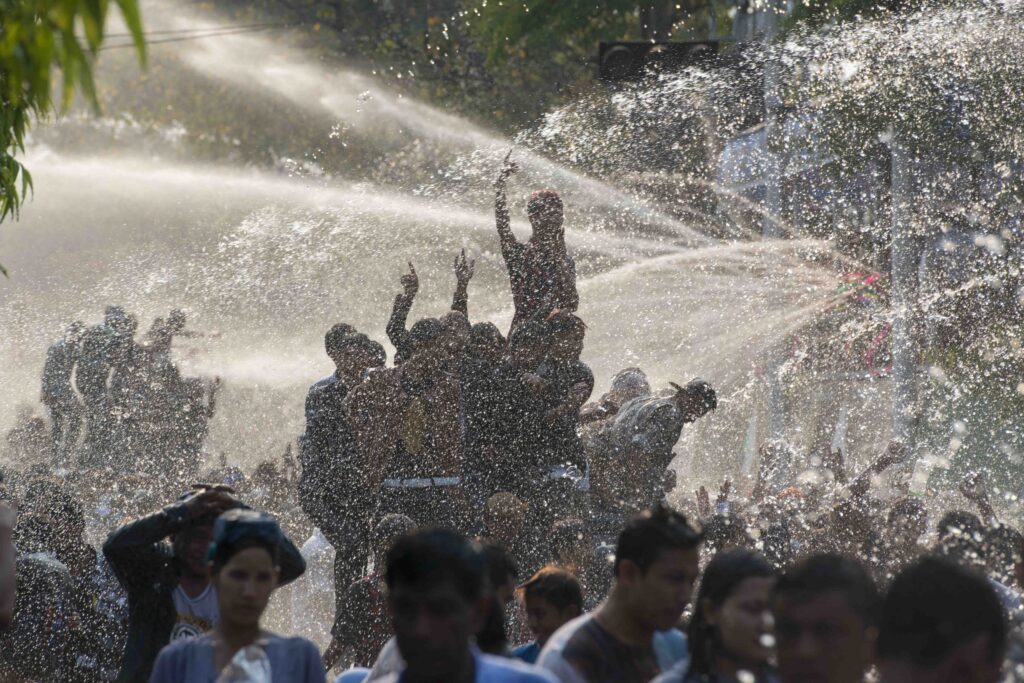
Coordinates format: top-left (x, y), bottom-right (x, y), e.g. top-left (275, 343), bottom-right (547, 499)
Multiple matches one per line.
top-left (617, 559), bottom-right (641, 588)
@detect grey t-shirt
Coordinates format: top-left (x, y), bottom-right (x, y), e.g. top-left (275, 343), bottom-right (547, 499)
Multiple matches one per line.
top-left (149, 633), bottom-right (326, 683)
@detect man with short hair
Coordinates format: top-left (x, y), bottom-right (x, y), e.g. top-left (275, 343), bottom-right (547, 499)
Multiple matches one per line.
top-left (877, 556), bottom-right (1006, 683)
top-left (102, 485), bottom-right (305, 683)
top-left (514, 566), bottom-right (584, 664)
top-left (773, 554), bottom-right (880, 683)
top-left (537, 504), bottom-right (702, 683)
top-left (378, 528), bottom-right (557, 683)
top-left (300, 325), bottom-right (386, 593)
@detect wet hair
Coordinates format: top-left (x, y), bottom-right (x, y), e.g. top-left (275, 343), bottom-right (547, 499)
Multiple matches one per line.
top-left (325, 323), bottom-right (357, 359)
top-left (773, 554), bottom-right (880, 625)
top-left (672, 378), bottom-right (718, 413)
top-left (888, 496), bottom-right (927, 527)
top-left (937, 509), bottom-right (984, 541)
top-left (349, 334), bottom-right (387, 368)
top-left (518, 565), bottom-right (584, 611)
top-left (408, 318), bottom-right (446, 354)
top-left (470, 322), bottom-right (506, 354)
top-left (688, 549), bottom-right (777, 676)
top-left (208, 509), bottom-right (283, 574)
top-left (385, 528), bottom-right (486, 603)
top-left (527, 190), bottom-right (564, 219)
top-left (877, 556), bottom-right (1006, 668)
top-left (482, 540), bottom-right (520, 590)
top-left (547, 311), bottom-right (586, 342)
top-left (614, 503), bottom-right (702, 576)
top-left (508, 319), bottom-right (549, 350)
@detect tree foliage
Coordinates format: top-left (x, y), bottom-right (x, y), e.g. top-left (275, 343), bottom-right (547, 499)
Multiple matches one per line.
top-left (0, 0), bottom-right (146, 236)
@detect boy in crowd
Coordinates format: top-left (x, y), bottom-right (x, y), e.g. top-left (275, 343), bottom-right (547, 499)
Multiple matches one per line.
top-left (514, 566), bottom-right (584, 664)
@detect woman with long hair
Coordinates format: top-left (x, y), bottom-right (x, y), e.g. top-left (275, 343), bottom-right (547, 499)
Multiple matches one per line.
top-left (150, 509), bottom-right (324, 683)
top-left (657, 549), bottom-right (778, 683)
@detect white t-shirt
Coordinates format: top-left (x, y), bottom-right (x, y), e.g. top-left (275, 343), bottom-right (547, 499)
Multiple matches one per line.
top-left (171, 583), bottom-right (219, 641)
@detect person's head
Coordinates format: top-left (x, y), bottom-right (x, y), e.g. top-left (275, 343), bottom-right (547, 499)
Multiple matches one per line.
top-left (469, 322), bottom-right (506, 364)
top-left (877, 557), bottom-right (1005, 683)
top-left (887, 497), bottom-right (929, 549)
top-left (172, 487), bottom-right (244, 580)
top-left (507, 319), bottom-right (549, 369)
top-left (607, 367), bottom-right (651, 407)
top-left (982, 524), bottom-right (1022, 587)
top-left (483, 493), bottom-right (528, 548)
top-left (613, 503), bottom-right (703, 632)
top-left (440, 311), bottom-right (472, 357)
top-left (208, 510), bottom-right (283, 629)
top-left (408, 317), bottom-right (446, 357)
top-left (371, 513), bottom-right (417, 564)
top-left (348, 335), bottom-right (387, 376)
top-left (385, 529), bottom-right (487, 678)
top-left (482, 541), bottom-right (519, 606)
top-left (517, 565), bottom-right (583, 647)
top-left (703, 513), bottom-right (752, 555)
top-left (671, 379), bottom-right (717, 422)
top-left (546, 311), bottom-right (586, 363)
top-left (526, 190), bottom-right (564, 245)
top-left (688, 549), bottom-right (777, 676)
top-left (773, 554), bottom-right (880, 683)
top-left (477, 541), bottom-right (519, 655)
top-left (934, 514), bottom-right (986, 571)
top-left (324, 323), bottom-right (357, 367)
top-left (104, 305), bottom-right (127, 328)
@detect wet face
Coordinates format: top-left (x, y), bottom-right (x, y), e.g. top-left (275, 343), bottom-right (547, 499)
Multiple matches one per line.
top-left (525, 594), bottom-right (579, 647)
top-left (707, 576), bottom-right (776, 669)
top-left (212, 546), bottom-right (278, 628)
top-left (528, 203), bottom-right (564, 243)
top-left (175, 524), bottom-right (214, 579)
top-left (774, 590), bottom-right (874, 683)
top-left (624, 546), bottom-right (701, 632)
top-left (389, 580), bottom-right (480, 678)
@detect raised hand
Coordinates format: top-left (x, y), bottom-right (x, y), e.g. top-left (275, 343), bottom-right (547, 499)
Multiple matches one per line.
top-left (400, 262), bottom-right (419, 298)
top-left (717, 478), bottom-right (732, 504)
top-left (696, 486), bottom-right (711, 519)
top-left (454, 249), bottom-right (475, 284)
top-left (495, 148), bottom-right (518, 188)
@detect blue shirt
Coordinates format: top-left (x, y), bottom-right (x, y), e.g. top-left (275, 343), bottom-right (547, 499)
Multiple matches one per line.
top-left (512, 641), bottom-right (541, 664)
top-left (149, 633), bottom-right (325, 683)
top-left (381, 647), bottom-right (556, 683)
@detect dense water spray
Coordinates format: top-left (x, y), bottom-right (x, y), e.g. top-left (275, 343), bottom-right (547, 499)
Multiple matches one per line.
top-left (8, 0), bottom-right (1024, 509)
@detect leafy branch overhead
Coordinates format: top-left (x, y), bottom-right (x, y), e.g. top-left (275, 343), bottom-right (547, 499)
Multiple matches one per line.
top-left (0, 0), bottom-right (146, 228)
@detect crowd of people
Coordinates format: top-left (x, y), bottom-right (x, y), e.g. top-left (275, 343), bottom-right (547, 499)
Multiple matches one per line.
top-left (0, 157), bottom-right (1021, 683)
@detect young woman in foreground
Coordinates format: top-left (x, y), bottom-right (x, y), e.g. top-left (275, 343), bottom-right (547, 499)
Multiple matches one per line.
top-left (149, 509), bottom-right (325, 683)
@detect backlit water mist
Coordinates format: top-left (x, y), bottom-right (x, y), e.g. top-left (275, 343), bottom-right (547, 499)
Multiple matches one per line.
top-left (7, 0), bottom-right (1024, 502)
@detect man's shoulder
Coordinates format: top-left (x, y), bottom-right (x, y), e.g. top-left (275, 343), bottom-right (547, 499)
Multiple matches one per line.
top-left (538, 614), bottom-right (595, 659)
top-left (477, 651), bottom-right (559, 682)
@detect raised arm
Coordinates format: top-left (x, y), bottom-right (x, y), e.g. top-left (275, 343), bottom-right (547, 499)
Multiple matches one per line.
top-left (495, 151), bottom-right (522, 267)
top-left (387, 263), bottom-right (418, 361)
top-left (451, 249), bottom-right (474, 317)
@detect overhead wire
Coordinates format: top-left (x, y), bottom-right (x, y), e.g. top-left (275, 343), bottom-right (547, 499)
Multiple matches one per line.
top-left (99, 22), bottom-right (303, 51)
